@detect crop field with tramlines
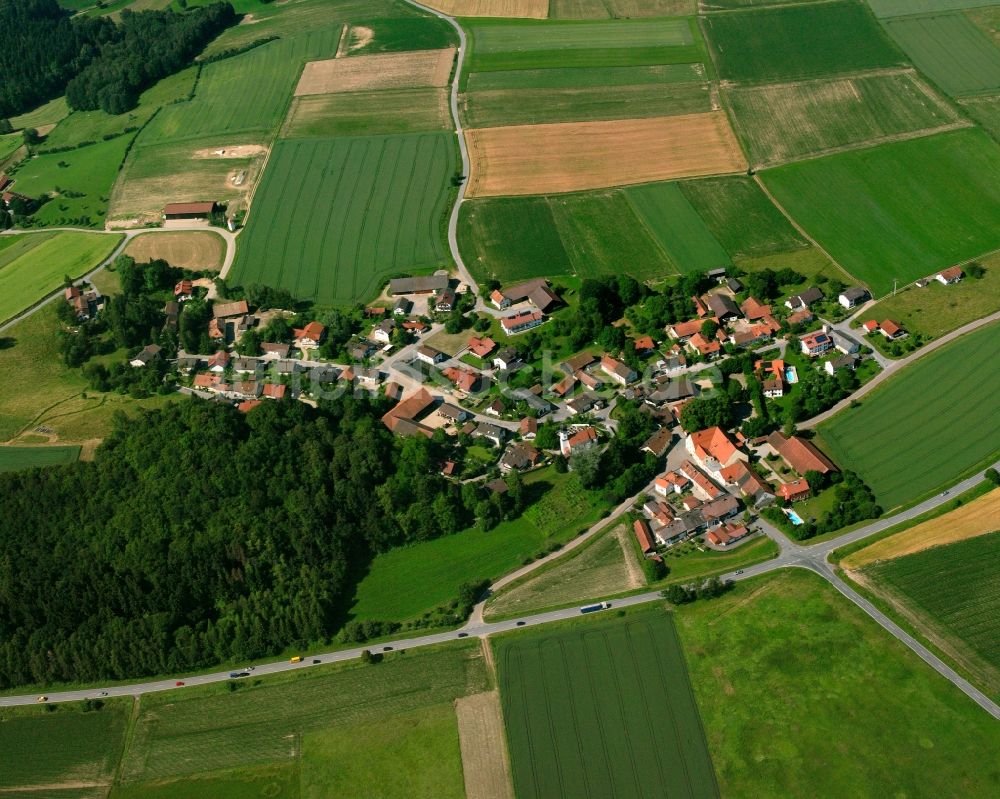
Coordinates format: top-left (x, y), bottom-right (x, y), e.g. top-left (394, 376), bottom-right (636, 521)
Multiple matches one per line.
top-left (496, 611), bottom-right (718, 799)
top-left (229, 133), bottom-right (455, 305)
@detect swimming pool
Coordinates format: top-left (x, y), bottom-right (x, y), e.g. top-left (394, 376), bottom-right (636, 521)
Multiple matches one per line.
top-left (785, 509), bottom-right (804, 525)
top-left (785, 366), bottom-right (799, 384)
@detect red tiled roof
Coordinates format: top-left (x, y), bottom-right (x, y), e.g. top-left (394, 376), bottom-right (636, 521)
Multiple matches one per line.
top-left (633, 519), bottom-right (656, 554)
top-left (294, 321), bottom-right (325, 342)
top-left (468, 336), bottom-right (496, 358)
top-left (779, 479), bottom-right (810, 501)
top-left (689, 426), bottom-right (739, 465)
top-left (740, 296), bottom-right (772, 320)
top-left (262, 383), bottom-right (287, 399)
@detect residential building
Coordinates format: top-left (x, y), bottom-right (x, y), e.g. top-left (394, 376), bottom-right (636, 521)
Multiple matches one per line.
top-left (565, 393), bottom-right (602, 415)
top-left (501, 309), bottom-right (544, 335)
top-left (416, 345), bottom-right (446, 365)
top-left (492, 347), bottom-right (520, 371)
top-left (831, 330), bottom-right (861, 354)
top-left (262, 383), bottom-right (288, 400)
top-left (560, 426), bottom-right (598, 457)
top-left (372, 318), bottom-right (395, 344)
top-left (785, 286), bottom-right (824, 311)
top-left (825, 353), bottom-right (859, 375)
top-left (879, 319), bottom-right (907, 339)
top-left (686, 332), bottom-right (722, 360)
top-left (490, 289), bottom-right (511, 309)
top-left (667, 318), bottom-right (707, 341)
top-left (700, 495), bottom-right (740, 524)
top-left (293, 321), bottom-right (326, 349)
top-left (719, 461), bottom-right (774, 507)
top-left (435, 287), bottom-right (456, 311)
top-left (600, 355), bottom-right (638, 385)
top-left (474, 422), bottom-right (507, 448)
top-left (437, 403), bottom-right (469, 424)
top-left (762, 377), bottom-right (784, 398)
top-left (442, 366), bottom-right (480, 393)
top-left (800, 330), bottom-right (834, 357)
top-left (654, 470), bottom-right (689, 496)
top-left (232, 357), bottom-right (259, 374)
top-left (485, 398), bottom-right (505, 416)
top-left (562, 352), bottom-right (597, 373)
top-left (838, 287), bottom-right (869, 308)
top-left (261, 342), bottom-right (290, 360)
top-left (779, 478), bottom-right (810, 502)
top-left (520, 417), bottom-right (537, 439)
top-left (685, 426), bottom-right (747, 476)
top-left (207, 350), bottom-right (230, 372)
top-left (174, 279), bottom-right (194, 301)
top-left (499, 441), bottom-right (541, 473)
top-left (707, 521), bottom-right (750, 547)
top-left (633, 335), bottom-right (655, 354)
top-left (576, 370), bottom-right (603, 390)
top-left (633, 519), bottom-right (657, 556)
top-left (384, 381), bottom-right (403, 402)
top-left (129, 344), bottom-right (162, 368)
top-left (349, 341), bottom-right (376, 361)
top-left (936, 266), bottom-right (964, 285)
top-left (706, 293), bottom-right (741, 322)
top-left (786, 308), bottom-right (814, 327)
top-left (678, 460), bottom-right (725, 501)
top-left (468, 336), bottom-right (496, 359)
top-left (740, 297), bottom-right (771, 320)
top-left (392, 297), bottom-right (412, 316)
top-left (550, 373), bottom-right (576, 398)
top-left (492, 278), bottom-right (560, 312)
top-left (641, 427), bottom-right (672, 458)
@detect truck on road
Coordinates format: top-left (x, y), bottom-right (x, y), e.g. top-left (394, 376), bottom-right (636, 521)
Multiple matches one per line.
top-left (580, 601), bottom-right (611, 614)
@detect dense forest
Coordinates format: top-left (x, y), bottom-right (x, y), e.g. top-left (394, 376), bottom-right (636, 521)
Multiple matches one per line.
top-left (0, 398), bottom-right (480, 688)
top-left (0, 0), bottom-right (235, 118)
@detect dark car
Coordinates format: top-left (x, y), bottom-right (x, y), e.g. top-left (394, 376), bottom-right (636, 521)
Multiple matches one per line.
top-left (457, 632), bottom-right (468, 638)
top-left (383, 646), bottom-right (393, 651)
top-left (312, 659), bottom-right (321, 664)
top-left (516, 621), bottom-right (526, 627)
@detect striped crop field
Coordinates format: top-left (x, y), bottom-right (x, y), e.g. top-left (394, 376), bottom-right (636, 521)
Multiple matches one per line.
top-left (229, 133), bottom-right (456, 305)
top-left (496, 611), bottom-right (718, 799)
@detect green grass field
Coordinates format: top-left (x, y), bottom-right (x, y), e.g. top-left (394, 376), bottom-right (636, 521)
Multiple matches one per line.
top-left (869, 0), bottom-right (1000, 17)
top-left (677, 568), bottom-right (1000, 797)
top-left (0, 232), bottom-right (122, 324)
top-left (624, 181), bottom-right (732, 274)
top-left (0, 702), bottom-right (130, 791)
top-left (726, 70), bottom-right (961, 166)
top-left (465, 63), bottom-right (706, 91)
top-left (283, 89), bottom-right (451, 138)
top-left (496, 610), bottom-right (719, 799)
top-left (344, 14), bottom-right (458, 54)
top-left (0, 445), bottom-right (81, 472)
top-left (230, 133), bottom-right (454, 305)
top-left (816, 321), bottom-right (1000, 510)
top-left (0, 132), bottom-right (22, 164)
top-left (678, 175), bottom-right (808, 259)
top-left (6, 135), bottom-right (133, 227)
top-left (961, 93), bottom-right (1000, 139)
top-left (761, 129), bottom-right (1000, 296)
top-left (885, 12), bottom-right (1000, 96)
top-left (703, 1), bottom-right (905, 83)
top-left (865, 531), bottom-right (1000, 678)
top-left (465, 17), bottom-right (707, 72)
top-left (551, 0), bottom-right (696, 16)
top-left (349, 467), bottom-right (610, 623)
top-left (9, 96), bottom-right (69, 130)
top-left (460, 81), bottom-right (711, 127)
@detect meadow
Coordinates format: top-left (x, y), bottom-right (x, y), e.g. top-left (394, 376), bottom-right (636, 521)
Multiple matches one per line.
top-left (465, 17), bottom-right (707, 72)
top-left (816, 321), bottom-right (1000, 510)
top-left (283, 89), bottom-right (451, 138)
top-left (0, 445), bottom-right (81, 472)
top-left (465, 63), bottom-right (706, 91)
top-left (7, 135), bottom-right (133, 227)
top-left (9, 96), bottom-right (69, 131)
top-left (229, 132), bottom-right (455, 305)
top-left (761, 129), bottom-right (1000, 296)
top-left (869, 0), bottom-right (1000, 17)
top-left (960, 93), bottom-right (1000, 138)
top-left (884, 13), bottom-right (1000, 96)
top-left (625, 181), bottom-right (732, 274)
top-left (676, 569), bottom-right (1000, 797)
top-left (678, 175), bottom-right (808, 259)
top-left (496, 610), bottom-right (719, 799)
top-left (863, 532), bottom-right (1000, 688)
top-left (726, 70), bottom-right (962, 166)
top-left (703, 1), bottom-right (905, 83)
top-left (0, 702), bottom-right (130, 792)
top-left (349, 466), bottom-right (611, 623)
top-left (0, 132), bottom-right (22, 165)
top-left (0, 232), bottom-right (122, 324)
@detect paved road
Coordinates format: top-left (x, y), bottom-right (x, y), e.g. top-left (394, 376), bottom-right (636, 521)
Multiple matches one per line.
top-left (6, 460), bottom-right (999, 714)
top-left (0, 224), bottom-right (236, 334)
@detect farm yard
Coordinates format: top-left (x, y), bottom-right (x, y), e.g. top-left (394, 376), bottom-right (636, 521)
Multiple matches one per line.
top-left (883, 12), bottom-right (1000, 97)
top-left (761, 129), bottom-right (1000, 296)
top-left (677, 569), bottom-right (1000, 797)
top-left (0, 232), bottom-right (122, 325)
top-left (860, 532), bottom-right (1000, 695)
top-left (229, 133), bottom-right (455, 306)
top-left (123, 231), bottom-right (226, 271)
top-left (725, 70), bottom-right (964, 166)
top-left (816, 321), bottom-right (1000, 511)
top-left (702, 1), bottom-right (906, 84)
top-left (495, 610), bottom-right (719, 799)
top-left (464, 113), bottom-right (746, 197)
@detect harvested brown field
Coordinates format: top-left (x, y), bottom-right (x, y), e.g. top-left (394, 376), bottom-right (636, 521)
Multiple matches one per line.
top-left (842, 489), bottom-right (1000, 569)
top-left (455, 691), bottom-right (514, 799)
top-left (124, 231), bottom-right (225, 271)
top-left (294, 49), bottom-right (455, 96)
top-left (421, 0), bottom-right (548, 17)
top-left (465, 112), bottom-right (746, 197)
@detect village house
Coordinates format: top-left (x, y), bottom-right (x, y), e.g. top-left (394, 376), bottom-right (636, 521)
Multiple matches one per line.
top-left (879, 319), bottom-right (907, 340)
top-left (261, 342), bottom-right (290, 360)
top-left (384, 381), bottom-right (403, 402)
top-left (437, 402), bottom-right (470, 425)
top-left (654, 470), bottom-right (690, 496)
top-left (485, 398), bottom-right (505, 416)
top-left (565, 392), bottom-right (602, 415)
top-left (786, 308), bottom-right (814, 327)
top-left (262, 383), bottom-right (288, 400)
top-left (435, 287), bottom-right (456, 311)
top-left (491, 278), bottom-right (560, 313)
top-left (641, 427), bottom-right (673, 458)
top-left (129, 344), bottom-right (162, 368)
top-left (633, 335), bottom-right (655, 355)
top-left (232, 356), bottom-right (259, 374)
top-left (293, 321), bottom-right (326, 350)
top-left (719, 460), bottom-right (774, 507)
top-left (474, 422), bottom-right (507, 448)
top-left (825, 353), bottom-right (859, 375)
top-left (685, 426), bottom-right (747, 477)
top-left (600, 355), bottom-right (638, 386)
top-left (550, 373), bottom-right (577, 398)
top-left (800, 330), bottom-right (834, 357)
top-left (560, 426), bottom-right (598, 457)
top-left (372, 319), bottom-right (395, 344)
top-left (520, 416), bottom-right (537, 439)
top-left (678, 460), bottom-right (725, 501)
top-left (562, 352), bottom-right (597, 374)
top-left (354, 367), bottom-right (382, 389)
top-left (830, 330), bottom-right (861, 354)
top-left (468, 336), bottom-right (496, 359)
top-left (392, 297), bottom-right (412, 316)
top-left (633, 519), bottom-right (658, 557)
top-left (499, 441), bottom-right (541, 473)
top-left (838, 287), bottom-right (869, 308)
top-left (740, 296), bottom-right (772, 320)
top-left (576, 370), bottom-right (603, 391)
top-left (501, 309), bottom-right (544, 335)
top-left (936, 266), bottom-right (964, 285)
top-left (686, 332), bottom-right (722, 360)
top-left (349, 341), bottom-right (376, 361)
top-left (785, 286), bottom-right (824, 311)
top-left (700, 495), bottom-right (741, 525)
top-left (237, 399), bottom-right (262, 413)
top-left (416, 344), bottom-right (446, 365)
top-left (442, 366), bottom-right (480, 393)
top-left (706, 293), bottom-right (741, 322)
top-left (207, 350), bottom-right (230, 372)
top-left (162, 300), bottom-right (179, 331)
top-left (64, 285), bottom-right (103, 320)
top-left (763, 377), bottom-right (784, 398)
top-left (402, 320), bottom-right (426, 334)
top-left (779, 478), bottom-right (810, 502)
top-left (174, 279), bottom-right (194, 301)
top-left (492, 347), bottom-right (520, 371)
top-left (667, 318), bottom-right (709, 341)
top-left (707, 521), bottom-right (750, 547)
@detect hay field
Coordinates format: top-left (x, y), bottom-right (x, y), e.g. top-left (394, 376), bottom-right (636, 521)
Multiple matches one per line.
top-left (295, 49), bottom-right (455, 96)
top-left (815, 320), bottom-right (1000, 510)
top-left (466, 63), bottom-right (706, 91)
top-left (843, 489), bottom-right (1000, 569)
top-left (110, 139), bottom-right (266, 224)
top-left (761, 129), bottom-right (1000, 296)
top-left (727, 70), bottom-right (963, 166)
top-left (960, 93), bottom-right (1000, 138)
top-left (551, 0), bottom-right (695, 15)
top-left (869, 0), bottom-right (1000, 18)
top-left (421, 0), bottom-right (548, 17)
top-left (704, 1), bottom-right (905, 83)
top-left (884, 13), bottom-right (1000, 96)
top-left (465, 112), bottom-right (746, 197)
top-left (455, 691), bottom-right (515, 799)
top-left (123, 231), bottom-right (225, 271)
top-left (284, 88), bottom-right (451, 137)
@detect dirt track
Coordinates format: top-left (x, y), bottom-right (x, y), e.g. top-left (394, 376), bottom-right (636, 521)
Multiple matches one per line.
top-left (295, 49), bottom-right (456, 95)
top-left (464, 112), bottom-right (746, 197)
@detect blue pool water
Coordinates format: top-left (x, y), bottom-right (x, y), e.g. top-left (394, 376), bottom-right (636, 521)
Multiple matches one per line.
top-left (786, 510), bottom-right (804, 525)
top-left (785, 366), bottom-right (799, 384)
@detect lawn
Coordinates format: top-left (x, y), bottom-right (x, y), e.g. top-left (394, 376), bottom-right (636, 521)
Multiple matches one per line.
top-left (761, 129), bottom-right (1000, 297)
top-left (116, 641), bottom-right (487, 789)
top-left (863, 531), bottom-right (1000, 696)
top-left (465, 17), bottom-right (707, 72)
top-left (816, 321), bottom-right (1000, 510)
top-left (656, 534), bottom-right (778, 583)
top-left (884, 12), bottom-right (1000, 96)
top-left (703, 1), bottom-right (905, 84)
top-left (0, 701), bottom-right (130, 790)
top-left (229, 132), bottom-right (455, 305)
top-left (0, 231), bottom-right (122, 324)
top-left (6, 134), bottom-right (133, 227)
top-left (0, 445), bottom-right (81, 472)
top-left (349, 466), bottom-right (611, 623)
top-left (624, 181), bottom-right (731, 274)
top-left (858, 251), bottom-right (1000, 339)
top-left (678, 175), bottom-right (808, 259)
top-left (725, 70), bottom-right (961, 166)
top-left (676, 569), bottom-right (1000, 797)
top-left (282, 88), bottom-right (451, 138)
top-left (495, 609), bottom-right (719, 799)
